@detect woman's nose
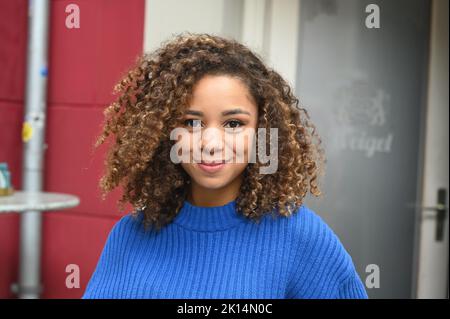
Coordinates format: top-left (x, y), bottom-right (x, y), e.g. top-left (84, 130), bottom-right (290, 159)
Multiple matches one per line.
top-left (200, 127), bottom-right (224, 155)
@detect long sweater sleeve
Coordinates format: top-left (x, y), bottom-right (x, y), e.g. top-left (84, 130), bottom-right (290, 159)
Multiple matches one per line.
top-left (286, 206), bottom-right (368, 299)
top-left (338, 269), bottom-right (369, 299)
top-left (82, 215), bottom-right (129, 299)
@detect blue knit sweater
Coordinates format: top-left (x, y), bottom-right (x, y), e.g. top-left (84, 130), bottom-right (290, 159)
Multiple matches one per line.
top-left (82, 199), bottom-right (368, 299)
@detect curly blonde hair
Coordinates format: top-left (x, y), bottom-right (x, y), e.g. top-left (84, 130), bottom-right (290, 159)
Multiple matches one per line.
top-left (93, 32), bottom-right (325, 232)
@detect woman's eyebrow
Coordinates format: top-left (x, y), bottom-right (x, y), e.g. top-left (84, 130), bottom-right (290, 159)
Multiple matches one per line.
top-left (185, 108), bottom-right (251, 116)
top-left (185, 110), bottom-right (204, 116)
top-left (221, 108), bottom-right (251, 116)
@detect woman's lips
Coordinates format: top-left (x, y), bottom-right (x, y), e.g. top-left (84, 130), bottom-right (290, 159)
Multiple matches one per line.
top-left (197, 161), bottom-right (226, 173)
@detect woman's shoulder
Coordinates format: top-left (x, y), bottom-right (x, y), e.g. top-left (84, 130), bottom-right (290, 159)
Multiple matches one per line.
top-left (279, 204), bottom-right (340, 241)
top-left (106, 211), bottom-right (146, 240)
top-left (282, 204), bottom-right (355, 270)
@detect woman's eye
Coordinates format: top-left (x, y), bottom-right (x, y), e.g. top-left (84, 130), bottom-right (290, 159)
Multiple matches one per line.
top-left (184, 119), bottom-right (202, 128)
top-left (225, 120), bottom-right (244, 128)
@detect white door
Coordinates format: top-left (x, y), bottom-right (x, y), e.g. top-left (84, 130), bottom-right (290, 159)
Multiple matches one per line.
top-left (415, 0), bottom-right (449, 299)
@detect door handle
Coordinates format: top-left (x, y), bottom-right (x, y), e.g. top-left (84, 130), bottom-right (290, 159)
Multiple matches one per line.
top-left (421, 188), bottom-right (448, 242)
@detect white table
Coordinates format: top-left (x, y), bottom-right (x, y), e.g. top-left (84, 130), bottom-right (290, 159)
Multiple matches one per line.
top-left (0, 191), bottom-right (80, 298)
top-left (0, 191), bottom-right (80, 213)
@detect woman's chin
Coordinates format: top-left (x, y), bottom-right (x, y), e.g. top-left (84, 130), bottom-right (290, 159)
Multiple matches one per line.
top-left (192, 177), bottom-right (231, 190)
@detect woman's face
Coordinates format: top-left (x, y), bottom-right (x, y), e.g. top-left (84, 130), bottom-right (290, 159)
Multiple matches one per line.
top-left (178, 74), bottom-right (258, 191)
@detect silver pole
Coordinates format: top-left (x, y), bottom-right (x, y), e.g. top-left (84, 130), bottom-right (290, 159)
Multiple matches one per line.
top-left (13, 0), bottom-right (50, 299)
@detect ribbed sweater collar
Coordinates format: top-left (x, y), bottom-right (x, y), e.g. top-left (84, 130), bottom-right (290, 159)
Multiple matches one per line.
top-left (173, 199), bottom-right (247, 232)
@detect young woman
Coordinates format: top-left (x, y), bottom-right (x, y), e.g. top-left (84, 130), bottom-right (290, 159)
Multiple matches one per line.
top-left (82, 32), bottom-right (368, 299)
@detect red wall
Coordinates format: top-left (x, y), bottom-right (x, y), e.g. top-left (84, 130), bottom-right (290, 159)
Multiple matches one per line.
top-left (0, 0), bottom-right (145, 298)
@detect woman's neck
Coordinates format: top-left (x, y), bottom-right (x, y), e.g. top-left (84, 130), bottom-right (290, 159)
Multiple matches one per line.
top-left (187, 174), bottom-right (243, 207)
